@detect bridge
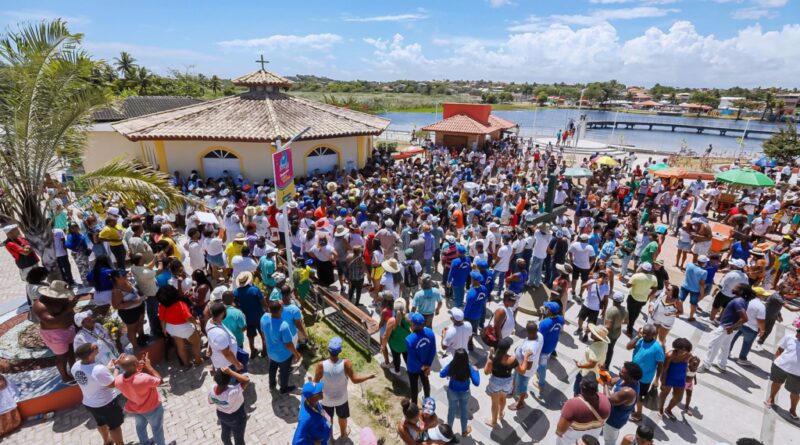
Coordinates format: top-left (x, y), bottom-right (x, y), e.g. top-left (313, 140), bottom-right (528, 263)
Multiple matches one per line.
top-left (585, 120), bottom-right (779, 138)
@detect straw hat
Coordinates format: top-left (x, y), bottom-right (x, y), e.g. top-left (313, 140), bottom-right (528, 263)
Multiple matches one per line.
top-left (234, 233), bottom-right (247, 242)
top-left (556, 263), bottom-right (573, 275)
top-left (382, 258), bottom-right (401, 274)
top-left (236, 271), bottom-right (253, 287)
top-left (327, 182), bottom-right (338, 193)
top-left (750, 247), bottom-right (765, 257)
top-left (334, 226), bottom-right (350, 238)
top-left (588, 323), bottom-right (610, 343)
top-left (38, 280), bottom-right (74, 300)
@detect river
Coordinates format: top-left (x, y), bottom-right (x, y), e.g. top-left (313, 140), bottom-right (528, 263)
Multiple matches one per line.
top-left (379, 109), bottom-right (783, 155)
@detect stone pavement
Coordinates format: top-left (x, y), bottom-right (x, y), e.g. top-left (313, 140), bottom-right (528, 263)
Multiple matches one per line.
top-left (1, 229), bottom-right (799, 444)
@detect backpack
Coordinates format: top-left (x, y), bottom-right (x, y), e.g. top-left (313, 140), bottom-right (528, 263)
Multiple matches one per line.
top-left (403, 260), bottom-right (419, 287)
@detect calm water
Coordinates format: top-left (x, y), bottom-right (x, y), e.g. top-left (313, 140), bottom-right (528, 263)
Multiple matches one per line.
top-left (379, 109), bottom-right (783, 155)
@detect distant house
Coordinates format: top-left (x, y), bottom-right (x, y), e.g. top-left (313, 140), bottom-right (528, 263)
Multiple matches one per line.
top-left (632, 100), bottom-right (660, 110)
top-left (719, 96), bottom-right (745, 110)
top-left (422, 103), bottom-right (517, 148)
top-left (777, 93), bottom-right (800, 115)
top-left (676, 92), bottom-right (692, 102)
top-left (632, 93), bottom-right (653, 103)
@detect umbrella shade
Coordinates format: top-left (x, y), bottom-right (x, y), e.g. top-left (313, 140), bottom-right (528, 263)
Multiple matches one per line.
top-left (715, 168), bottom-right (775, 187)
top-left (654, 167), bottom-right (687, 178)
top-left (594, 155), bottom-right (619, 166)
top-left (647, 163), bottom-right (670, 171)
top-left (752, 156), bottom-right (777, 168)
top-left (563, 167), bottom-right (594, 178)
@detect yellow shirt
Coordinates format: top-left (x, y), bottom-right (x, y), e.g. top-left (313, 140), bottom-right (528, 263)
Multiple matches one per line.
top-left (581, 341), bottom-right (608, 376)
top-left (98, 225), bottom-right (123, 247)
top-left (224, 242), bottom-right (243, 267)
top-left (162, 236), bottom-right (183, 261)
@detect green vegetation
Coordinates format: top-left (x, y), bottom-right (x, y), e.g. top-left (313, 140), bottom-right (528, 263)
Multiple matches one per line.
top-left (763, 122), bottom-right (800, 166)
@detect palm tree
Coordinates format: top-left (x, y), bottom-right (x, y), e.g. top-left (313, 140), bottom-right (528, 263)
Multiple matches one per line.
top-left (761, 92), bottom-right (775, 121)
top-left (0, 20), bottom-right (195, 273)
top-left (210, 75), bottom-right (222, 95)
top-left (114, 51), bottom-right (137, 77)
top-left (136, 66), bottom-right (153, 94)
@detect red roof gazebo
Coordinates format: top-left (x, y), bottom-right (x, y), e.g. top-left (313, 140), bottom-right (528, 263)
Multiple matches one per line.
top-left (422, 103), bottom-right (517, 149)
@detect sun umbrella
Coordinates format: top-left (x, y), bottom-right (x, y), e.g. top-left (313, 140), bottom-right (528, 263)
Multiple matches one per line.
top-left (751, 156), bottom-right (777, 168)
top-left (593, 155), bottom-right (619, 166)
top-left (654, 167), bottom-right (687, 178)
top-left (563, 167), bottom-right (594, 178)
top-left (647, 163), bottom-right (670, 171)
top-left (715, 168), bottom-right (775, 187)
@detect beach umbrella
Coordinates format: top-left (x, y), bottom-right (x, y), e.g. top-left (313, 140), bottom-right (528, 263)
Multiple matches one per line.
top-left (715, 168), bottom-right (775, 187)
top-left (593, 156), bottom-right (618, 166)
top-left (563, 167), bottom-right (594, 178)
top-left (647, 163), bottom-right (670, 171)
top-left (751, 156), bottom-right (777, 168)
top-left (653, 167), bottom-right (687, 179)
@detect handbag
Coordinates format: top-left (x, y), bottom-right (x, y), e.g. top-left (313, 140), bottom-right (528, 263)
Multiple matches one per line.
top-left (481, 310), bottom-right (499, 348)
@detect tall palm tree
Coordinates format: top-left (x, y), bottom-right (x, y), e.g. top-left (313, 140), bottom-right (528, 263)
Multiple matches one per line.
top-left (114, 51), bottom-right (137, 78)
top-left (761, 92), bottom-right (775, 121)
top-left (210, 75), bottom-right (222, 95)
top-left (0, 20), bottom-right (194, 273)
top-left (136, 66), bottom-right (153, 94)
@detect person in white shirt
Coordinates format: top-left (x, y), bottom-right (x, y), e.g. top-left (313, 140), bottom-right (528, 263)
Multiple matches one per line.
top-left (183, 227), bottom-right (205, 272)
top-left (493, 235), bottom-right (514, 298)
top-left (230, 246), bottom-right (258, 283)
top-left (568, 233), bottom-right (596, 297)
top-left (72, 342), bottom-right (125, 445)
top-left (764, 321), bottom-right (800, 420)
top-left (208, 368), bottom-right (250, 445)
top-left (206, 301), bottom-right (245, 371)
top-left (73, 310), bottom-right (119, 369)
top-left (751, 210), bottom-right (772, 240)
top-left (729, 290), bottom-right (766, 365)
top-left (441, 308), bottom-right (472, 356)
top-left (527, 224), bottom-right (553, 288)
top-left (509, 321), bottom-right (543, 411)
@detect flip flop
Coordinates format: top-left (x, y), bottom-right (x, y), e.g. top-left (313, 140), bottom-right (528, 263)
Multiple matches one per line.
top-left (665, 411), bottom-right (678, 421)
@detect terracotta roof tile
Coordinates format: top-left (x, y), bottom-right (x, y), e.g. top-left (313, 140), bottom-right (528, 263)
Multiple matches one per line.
top-left (232, 69), bottom-right (293, 88)
top-left (421, 113), bottom-right (517, 135)
top-left (112, 91), bottom-right (389, 142)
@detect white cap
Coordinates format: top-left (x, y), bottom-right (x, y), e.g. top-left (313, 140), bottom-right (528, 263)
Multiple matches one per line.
top-left (698, 255), bottom-right (709, 263)
top-left (730, 258), bottom-right (746, 268)
top-left (579, 233), bottom-right (590, 241)
top-left (449, 308), bottom-right (464, 321)
top-left (640, 262), bottom-right (653, 272)
top-left (210, 285), bottom-right (229, 301)
top-left (612, 291), bottom-right (625, 302)
top-left (107, 207), bottom-right (120, 216)
top-left (74, 310), bottom-right (93, 326)
top-left (384, 219), bottom-right (394, 227)
top-left (2, 224), bottom-right (18, 234)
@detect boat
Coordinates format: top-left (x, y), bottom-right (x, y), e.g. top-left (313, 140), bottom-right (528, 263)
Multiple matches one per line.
top-left (657, 110), bottom-right (683, 116)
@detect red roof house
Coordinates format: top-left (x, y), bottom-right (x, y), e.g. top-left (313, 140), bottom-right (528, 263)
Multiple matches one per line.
top-left (422, 104), bottom-right (517, 148)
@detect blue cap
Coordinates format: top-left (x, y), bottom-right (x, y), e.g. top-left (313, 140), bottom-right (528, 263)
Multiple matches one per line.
top-left (422, 206), bottom-right (431, 213)
top-left (426, 200), bottom-right (434, 206)
top-left (328, 337), bottom-right (343, 354)
top-left (475, 259), bottom-right (489, 269)
top-left (456, 244), bottom-right (466, 254)
top-left (403, 210), bottom-right (412, 217)
top-left (544, 301), bottom-right (561, 314)
top-left (302, 381), bottom-right (324, 398)
top-left (339, 208), bottom-right (347, 216)
top-left (359, 203), bottom-right (367, 211)
top-left (470, 271), bottom-right (483, 281)
top-left (409, 312), bottom-right (426, 326)
top-left (305, 258), bottom-right (314, 266)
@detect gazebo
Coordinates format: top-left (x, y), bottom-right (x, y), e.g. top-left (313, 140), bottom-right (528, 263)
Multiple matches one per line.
top-left (110, 65), bottom-right (389, 180)
top-left (422, 103), bottom-right (517, 149)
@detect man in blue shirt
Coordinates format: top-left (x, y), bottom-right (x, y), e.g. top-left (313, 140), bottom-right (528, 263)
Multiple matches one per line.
top-left (537, 302), bottom-right (564, 396)
top-left (463, 271), bottom-right (488, 350)
top-left (293, 381), bottom-right (331, 445)
top-left (506, 258), bottom-right (528, 296)
top-left (278, 285), bottom-right (306, 345)
top-left (233, 271), bottom-right (267, 357)
top-left (678, 255), bottom-right (708, 321)
top-left (257, 249), bottom-right (277, 291)
top-left (701, 283), bottom-right (753, 373)
top-left (260, 300), bottom-right (301, 393)
top-left (447, 245), bottom-right (472, 308)
top-left (626, 323), bottom-right (665, 421)
top-left (411, 274), bottom-right (443, 328)
top-left (406, 312), bottom-right (436, 404)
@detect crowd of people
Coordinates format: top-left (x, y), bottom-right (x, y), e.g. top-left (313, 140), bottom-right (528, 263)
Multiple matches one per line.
top-left (2, 138), bottom-right (800, 445)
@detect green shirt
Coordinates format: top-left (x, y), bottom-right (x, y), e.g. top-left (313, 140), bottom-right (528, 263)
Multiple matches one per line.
top-left (223, 306), bottom-right (247, 347)
top-left (640, 241), bottom-right (659, 264)
top-left (388, 317), bottom-right (411, 353)
top-left (605, 305), bottom-right (627, 340)
top-left (53, 209), bottom-right (68, 230)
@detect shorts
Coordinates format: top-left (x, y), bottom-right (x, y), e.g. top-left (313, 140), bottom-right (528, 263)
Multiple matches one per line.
top-left (572, 265), bottom-right (590, 281)
top-left (578, 305), bottom-right (600, 325)
top-left (692, 241), bottom-right (711, 256)
top-left (512, 372), bottom-right (531, 396)
top-left (638, 382), bottom-right (652, 401)
top-left (246, 322), bottom-right (260, 338)
top-left (85, 396), bottom-right (124, 429)
top-left (487, 375), bottom-right (513, 395)
top-left (677, 240), bottom-right (691, 251)
top-left (118, 303), bottom-right (145, 324)
top-left (685, 380), bottom-right (694, 391)
top-left (165, 322), bottom-right (196, 339)
top-left (322, 402), bottom-right (350, 419)
top-left (712, 291), bottom-right (733, 310)
top-left (678, 286), bottom-right (700, 305)
top-left (770, 363), bottom-right (800, 394)
top-left (371, 266), bottom-right (384, 281)
top-left (207, 253), bottom-right (225, 267)
top-left (336, 261), bottom-right (348, 277)
top-left (40, 325), bottom-right (76, 355)
top-left (434, 249), bottom-right (441, 263)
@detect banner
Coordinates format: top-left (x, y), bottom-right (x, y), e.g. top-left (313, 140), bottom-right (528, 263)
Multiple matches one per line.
top-left (272, 149), bottom-right (295, 207)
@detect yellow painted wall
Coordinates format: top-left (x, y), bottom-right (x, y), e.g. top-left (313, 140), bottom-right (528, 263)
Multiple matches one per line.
top-left (83, 129), bottom-right (144, 172)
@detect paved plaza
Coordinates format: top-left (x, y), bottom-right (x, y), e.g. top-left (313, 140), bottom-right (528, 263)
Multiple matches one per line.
top-left (1, 230), bottom-right (799, 445)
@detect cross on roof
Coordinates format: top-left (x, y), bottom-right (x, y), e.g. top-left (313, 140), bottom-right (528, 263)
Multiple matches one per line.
top-left (255, 55), bottom-right (269, 71)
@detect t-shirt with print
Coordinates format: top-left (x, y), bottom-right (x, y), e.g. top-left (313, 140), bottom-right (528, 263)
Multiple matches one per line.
top-left (208, 383), bottom-right (245, 414)
top-left (71, 361), bottom-right (117, 408)
top-left (206, 320), bottom-right (238, 369)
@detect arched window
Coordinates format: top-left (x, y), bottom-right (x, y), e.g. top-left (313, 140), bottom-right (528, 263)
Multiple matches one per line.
top-left (204, 149), bottom-right (237, 159)
top-left (307, 147), bottom-right (337, 157)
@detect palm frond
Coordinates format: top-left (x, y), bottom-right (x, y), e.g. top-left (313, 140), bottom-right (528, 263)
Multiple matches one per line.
top-left (79, 158), bottom-right (201, 212)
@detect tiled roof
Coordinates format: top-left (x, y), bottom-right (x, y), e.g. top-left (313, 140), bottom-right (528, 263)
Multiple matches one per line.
top-left (232, 69), bottom-right (293, 88)
top-left (421, 113), bottom-right (518, 135)
top-left (112, 91), bottom-right (390, 142)
top-left (93, 96), bottom-right (203, 122)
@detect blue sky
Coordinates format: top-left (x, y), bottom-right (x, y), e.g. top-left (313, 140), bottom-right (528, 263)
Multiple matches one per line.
top-left (1, 0), bottom-right (798, 87)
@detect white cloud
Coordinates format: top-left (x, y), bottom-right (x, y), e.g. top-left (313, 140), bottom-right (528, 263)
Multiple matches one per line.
top-left (217, 33), bottom-right (343, 51)
top-left (85, 42), bottom-right (217, 61)
top-left (509, 6), bottom-right (679, 30)
top-left (754, 0), bottom-right (787, 7)
top-left (732, 7), bottom-right (774, 19)
top-left (487, 0), bottom-right (514, 7)
top-left (343, 14), bottom-right (427, 22)
top-left (361, 22), bottom-right (800, 87)
top-left (1, 9), bottom-right (90, 25)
